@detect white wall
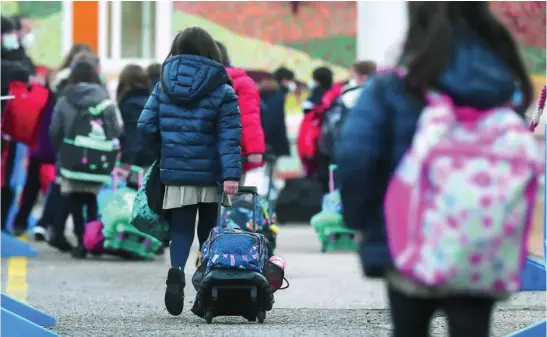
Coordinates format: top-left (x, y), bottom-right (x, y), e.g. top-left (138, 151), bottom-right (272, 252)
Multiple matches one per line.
top-left (356, 1), bottom-right (408, 67)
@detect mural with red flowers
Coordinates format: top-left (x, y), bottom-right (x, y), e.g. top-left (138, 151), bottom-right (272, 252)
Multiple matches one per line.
top-left (172, 1), bottom-right (545, 80)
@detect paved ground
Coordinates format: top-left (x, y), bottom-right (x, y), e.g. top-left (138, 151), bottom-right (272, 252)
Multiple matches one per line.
top-left (1, 225), bottom-right (545, 337)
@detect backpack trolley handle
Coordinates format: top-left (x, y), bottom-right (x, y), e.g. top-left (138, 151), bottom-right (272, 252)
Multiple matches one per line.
top-left (216, 185), bottom-right (258, 229)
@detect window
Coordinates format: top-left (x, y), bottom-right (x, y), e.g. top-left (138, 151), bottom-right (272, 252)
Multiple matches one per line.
top-left (106, 0), bottom-right (156, 59)
top-left (121, 1), bottom-right (156, 58)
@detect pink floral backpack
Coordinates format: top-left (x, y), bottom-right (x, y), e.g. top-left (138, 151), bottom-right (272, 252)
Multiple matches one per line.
top-left (384, 83), bottom-right (543, 293)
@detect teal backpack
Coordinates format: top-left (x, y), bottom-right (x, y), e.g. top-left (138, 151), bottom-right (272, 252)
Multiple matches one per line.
top-left (130, 161), bottom-right (170, 242)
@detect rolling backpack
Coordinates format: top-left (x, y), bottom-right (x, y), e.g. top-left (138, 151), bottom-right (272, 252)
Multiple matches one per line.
top-left (59, 99), bottom-right (119, 184)
top-left (201, 227), bottom-right (269, 273)
top-left (84, 168), bottom-right (162, 259)
top-left (384, 86), bottom-right (543, 293)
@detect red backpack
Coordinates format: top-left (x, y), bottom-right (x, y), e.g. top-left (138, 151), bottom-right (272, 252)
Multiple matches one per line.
top-left (297, 83), bottom-right (344, 160)
top-left (2, 81), bottom-right (49, 148)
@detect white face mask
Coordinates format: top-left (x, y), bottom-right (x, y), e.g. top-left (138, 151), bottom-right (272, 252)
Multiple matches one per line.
top-left (307, 80), bottom-right (316, 90)
top-left (348, 79), bottom-right (359, 87)
top-left (21, 32), bottom-right (35, 49)
top-left (2, 33), bottom-right (19, 50)
top-left (287, 81), bottom-right (297, 93)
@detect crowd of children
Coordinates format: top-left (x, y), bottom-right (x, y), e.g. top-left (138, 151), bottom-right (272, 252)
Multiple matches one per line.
top-left (2, 2), bottom-right (546, 334)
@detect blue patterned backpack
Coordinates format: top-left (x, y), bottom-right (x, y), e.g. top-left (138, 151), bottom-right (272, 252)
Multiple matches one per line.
top-left (200, 227), bottom-right (268, 273)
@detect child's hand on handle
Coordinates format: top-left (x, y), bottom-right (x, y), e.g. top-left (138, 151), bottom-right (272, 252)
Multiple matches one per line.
top-left (223, 180), bottom-right (239, 195)
top-left (247, 154), bottom-right (263, 164)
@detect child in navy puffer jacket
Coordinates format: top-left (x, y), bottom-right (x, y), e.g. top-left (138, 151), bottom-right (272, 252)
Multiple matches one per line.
top-left (137, 27), bottom-right (242, 317)
top-left (335, 3), bottom-right (534, 337)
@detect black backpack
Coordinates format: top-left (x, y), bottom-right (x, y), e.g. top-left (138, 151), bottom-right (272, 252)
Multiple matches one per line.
top-left (60, 99), bottom-right (119, 184)
top-left (275, 177), bottom-right (323, 224)
top-left (318, 86), bottom-right (361, 157)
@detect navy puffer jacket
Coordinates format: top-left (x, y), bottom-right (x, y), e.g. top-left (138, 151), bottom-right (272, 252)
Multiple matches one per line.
top-left (137, 55), bottom-right (242, 186)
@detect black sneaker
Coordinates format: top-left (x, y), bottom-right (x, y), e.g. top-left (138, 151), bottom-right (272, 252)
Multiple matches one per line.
top-left (33, 226), bottom-right (49, 242)
top-left (164, 267), bottom-right (185, 316)
top-left (70, 245), bottom-right (87, 259)
top-left (48, 234), bottom-right (74, 253)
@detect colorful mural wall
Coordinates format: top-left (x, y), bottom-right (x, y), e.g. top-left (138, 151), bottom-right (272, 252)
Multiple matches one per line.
top-left (1, 1), bottom-right (545, 86)
top-left (171, 1), bottom-right (356, 82)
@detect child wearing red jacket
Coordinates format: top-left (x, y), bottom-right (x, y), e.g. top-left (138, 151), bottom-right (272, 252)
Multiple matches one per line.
top-left (216, 41), bottom-right (265, 179)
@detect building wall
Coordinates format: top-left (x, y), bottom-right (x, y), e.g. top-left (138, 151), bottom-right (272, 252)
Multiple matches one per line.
top-left (1, 1), bottom-right (544, 86)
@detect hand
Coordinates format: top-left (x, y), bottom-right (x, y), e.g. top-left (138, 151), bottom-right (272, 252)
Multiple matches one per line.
top-left (223, 180), bottom-right (239, 195)
top-left (247, 154), bottom-right (263, 164)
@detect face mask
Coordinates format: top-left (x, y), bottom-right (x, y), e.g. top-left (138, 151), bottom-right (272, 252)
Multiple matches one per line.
top-left (21, 32), bottom-right (35, 49)
top-left (2, 34), bottom-right (19, 50)
top-left (99, 74), bottom-right (106, 84)
top-left (307, 80), bottom-right (315, 90)
top-left (287, 81), bottom-right (297, 93)
top-left (348, 79), bottom-right (358, 87)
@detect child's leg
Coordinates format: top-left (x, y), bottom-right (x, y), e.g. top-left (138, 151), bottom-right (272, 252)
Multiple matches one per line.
top-left (83, 193), bottom-right (98, 223)
top-left (169, 204), bottom-right (198, 268)
top-left (69, 192), bottom-right (86, 244)
top-left (443, 296), bottom-right (494, 337)
top-left (165, 204), bottom-right (198, 316)
top-left (196, 202), bottom-right (218, 249)
top-left (49, 191), bottom-right (73, 252)
top-left (387, 286), bottom-right (438, 337)
top-left (13, 156), bottom-right (42, 234)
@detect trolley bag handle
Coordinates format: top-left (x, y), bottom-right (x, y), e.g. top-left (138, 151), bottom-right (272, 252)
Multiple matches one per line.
top-left (328, 164), bottom-right (337, 192)
top-left (216, 184), bottom-right (258, 229)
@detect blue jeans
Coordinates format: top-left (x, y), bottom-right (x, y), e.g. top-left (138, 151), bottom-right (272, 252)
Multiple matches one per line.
top-left (169, 203), bottom-right (218, 268)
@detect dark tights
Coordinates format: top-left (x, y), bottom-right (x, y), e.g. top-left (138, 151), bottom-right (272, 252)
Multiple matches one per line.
top-left (388, 286), bottom-right (495, 337)
top-left (54, 192), bottom-right (98, 244)
top-left (169, 203), bottom-right (218, 268)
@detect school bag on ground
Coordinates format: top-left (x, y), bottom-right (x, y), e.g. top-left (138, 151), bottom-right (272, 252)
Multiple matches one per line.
top-left (59, 99), bottom-right (119, 184)
top-left (275, 177), bottom-right (323, 224)
top-left (84, 169), bottom-right (162, 259)
top-left (384, 87), bottom-right (543, 294)
top-left (220, 193), bottom-right (279, 256)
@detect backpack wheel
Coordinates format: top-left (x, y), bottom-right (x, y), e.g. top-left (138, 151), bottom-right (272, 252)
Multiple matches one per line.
top-left (257, 310), bottom-right (265, 324)
top-left (205, 310), bottom-right (213, 324)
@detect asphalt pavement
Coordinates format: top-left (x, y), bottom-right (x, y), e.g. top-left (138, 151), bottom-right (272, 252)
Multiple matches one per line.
top-left (1, 225), bottom-right (545, 337)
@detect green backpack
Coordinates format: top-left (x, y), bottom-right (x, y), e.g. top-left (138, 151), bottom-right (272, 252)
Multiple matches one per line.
top-left (98, 186), bottom-right (162, 259)
top-left (130, 162), bottom-right (170, 242)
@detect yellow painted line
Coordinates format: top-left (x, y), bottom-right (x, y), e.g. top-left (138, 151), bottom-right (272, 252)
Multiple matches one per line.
top-left (5, 235), bottom-right (29, 303)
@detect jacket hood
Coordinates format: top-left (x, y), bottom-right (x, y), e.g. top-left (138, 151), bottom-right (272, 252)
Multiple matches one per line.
top-left (226, 67), bottom-right (247, 80)
top-left (161, 55), bottom-right (230, 104)
top-left (64, 82), bottom-right (109, 108)
top-left (438, 34), bottom-right (515, 109)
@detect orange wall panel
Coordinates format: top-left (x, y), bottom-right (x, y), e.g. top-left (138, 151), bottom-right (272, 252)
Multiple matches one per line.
top-left (72, 1), bottom-right (99, 53)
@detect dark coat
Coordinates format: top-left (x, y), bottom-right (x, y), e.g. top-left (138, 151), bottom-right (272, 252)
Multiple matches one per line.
top-left (137, 55), bottom-right (242, 186)
top-left (259, 80), bottom-right (290, 157)
top-left (118, 88), bottom-right (156, 167)
top-left (335, 35), bottom-right (516, 276)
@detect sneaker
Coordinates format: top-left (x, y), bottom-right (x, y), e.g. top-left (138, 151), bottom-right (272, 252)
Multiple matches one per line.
top-left (33, 226), bottom-right (49, 242)
top-left (164, 267), bottom-right (185, 316)
top-left (48, 234), bottom-right (74, 253)
top-left (70, 245), bottom-right (87, 259)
